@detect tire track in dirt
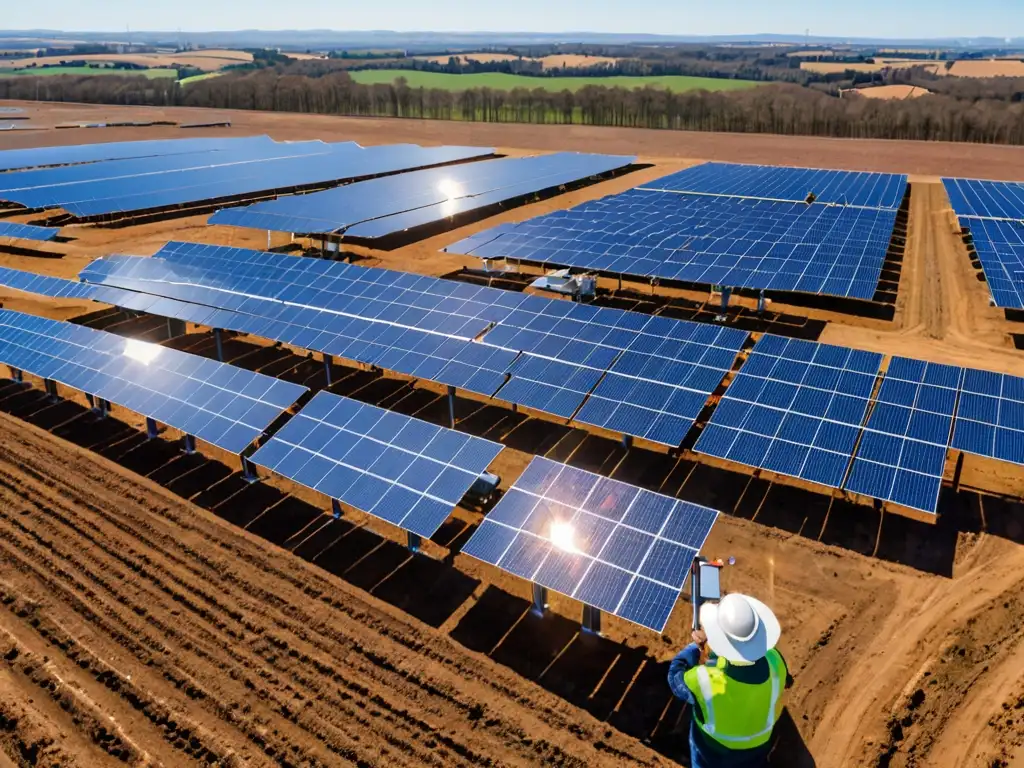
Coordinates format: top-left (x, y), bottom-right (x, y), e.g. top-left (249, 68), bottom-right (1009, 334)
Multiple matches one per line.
top-left (0, 410), bottom-right (668, 767)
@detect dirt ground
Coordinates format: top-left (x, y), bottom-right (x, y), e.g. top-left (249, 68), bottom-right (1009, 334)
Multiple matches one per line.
top-left (846, 85), bottom-right (932, 100)
top-left (0, 103), bottom-right (1023, 768)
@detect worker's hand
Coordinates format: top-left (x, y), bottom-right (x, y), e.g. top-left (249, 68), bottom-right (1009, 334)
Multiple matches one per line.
top-left (691, 629), bottom-right (707, 647)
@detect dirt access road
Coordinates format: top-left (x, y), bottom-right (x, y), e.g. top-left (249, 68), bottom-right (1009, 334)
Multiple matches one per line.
top-left (0, 104), bottom-right (1023, 768)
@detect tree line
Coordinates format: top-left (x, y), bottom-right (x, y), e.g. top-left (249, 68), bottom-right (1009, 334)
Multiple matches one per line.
top-left (4, 66), bottom-right (1024, 145)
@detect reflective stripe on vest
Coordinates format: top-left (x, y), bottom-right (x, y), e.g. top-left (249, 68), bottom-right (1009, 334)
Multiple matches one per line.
top-left (684, 649), bottom-right (785, 750)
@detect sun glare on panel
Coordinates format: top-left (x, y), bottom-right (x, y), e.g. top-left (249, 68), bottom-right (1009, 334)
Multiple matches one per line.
top-left (123, 338), bottom-right (163, 365)
top-left (549, 521), bottom-right (578, 553)
top-left (437, 178), bottom-right (462, 201)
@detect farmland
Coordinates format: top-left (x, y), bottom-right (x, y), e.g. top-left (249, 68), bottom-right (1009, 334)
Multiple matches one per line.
top-left (349, 69), bottom-right (762, 92)
top-left (0, 65), bottom-right (178, 79)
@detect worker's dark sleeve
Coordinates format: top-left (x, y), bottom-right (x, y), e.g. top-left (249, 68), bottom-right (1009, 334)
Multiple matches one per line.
top-left (777, 649), bottom-right (794, 690)
top-left (667, 643), bottom-right (701, 704)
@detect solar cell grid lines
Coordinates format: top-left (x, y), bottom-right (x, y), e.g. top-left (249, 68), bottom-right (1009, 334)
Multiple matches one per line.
top-left (447, 189), bottom-right (897, 301)
top-left (642, 162), bottom-right (908, 209)
top-left (694, 334), bottom-right (884, 489)
top-left (943, 177), bottom-right (1024, 221)
top-left (845, 357), bottom-right (963, 514)
top-left (0, 310), bottom-right (306, 454)
top-left (251, 391), bottom-right (503, 539)
top-left (0, 221), bottom-right (60, 242)
top-left (0, 266), bottom-right (97, 300)
top-left (210, 152), bottom-right (635, 238)
top-left (952, 369), bottom-right (1024, 465)
top-left (462, 457), bottom-right (719, 632)
top-left (957, 217), bottom-right (1024, 309)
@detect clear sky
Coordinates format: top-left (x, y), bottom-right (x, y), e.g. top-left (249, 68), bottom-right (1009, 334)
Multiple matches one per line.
top-left (3, 0), bottom-right (1021, 39)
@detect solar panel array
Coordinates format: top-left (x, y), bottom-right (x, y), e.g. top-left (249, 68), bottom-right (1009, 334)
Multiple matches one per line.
top-left (449, 190), bottom-right (897, 300)
top-left (0, 221), bottom-right (60, 242)
top-left (641, 162), bottom-right (908, 209)
top-left (0, 141), bottom-right (494, 218)
top-left (251, 391), bottom-right (503, 538)
top-left (78, 241), bottom-right (748, 447)
top-left (952, 369), bottom-right (1024, 466)
top-left (210, 152), bottom-right (635, 239)
top-left (694, 335), bottom-right (884, 489)
top-left (0, 309), bottom-right (306, 453)
top-left (462, 456), bottom-right (719, 632)
top-left (943, 177), bottom-right (1024, 310)
top-left (0, 266), bottom-right (97, 299)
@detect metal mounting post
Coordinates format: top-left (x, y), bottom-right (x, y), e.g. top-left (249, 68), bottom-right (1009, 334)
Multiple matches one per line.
top-left (447, 385), bottom-right (456, 428)
top-left (324, 354), bottom-right (333, 387)
top-left (166, 317), bottom-right (187, 339)
top-left (43, 379), bottom-right (59, 401)
top-left (183, 434), bottom-right (197, 455)
top-left (531, 583), bottom-right (548, 616)
top-left (582, 605), bottom-right (602, 635)
top-left (85, 393), bottom-right (96, 409)
top-left (621, 434), bottom-right (633, 450)
top-left (241, 456), bottom-right (259, 483)
top-left (8, 367), bottom-right (22, 383)
top-left (214, 328), bottom-right (224, 362)
top-left (145, 417), bottom-right (159, 438)
top-left (757, 289), bottom-right (767, 315)
top-left (99, 399), bottom-right (110, 418)
top-left (406, 531), bottom-right (422, 553)
top-left (331, 498), bottom-right (342, 519)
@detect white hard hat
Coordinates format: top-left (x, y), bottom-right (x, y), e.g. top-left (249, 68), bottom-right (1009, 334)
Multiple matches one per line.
top-left (699, 593), bottom-right (780, 664)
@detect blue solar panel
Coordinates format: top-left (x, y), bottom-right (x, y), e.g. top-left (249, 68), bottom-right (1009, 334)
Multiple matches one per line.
top-left (251, 391), bottom-right (503, 538)
top-left (461, 456), bottom-right (719, 632)
top-left (955, 217), bottom-right (1024, 309)
top-left (844, 357), bottom-right (962, 514)
top-left (1, 143), bottom-right (494, 218)
top-left (642, 163), bottom-right (907, 209)
top-left (447, 189), bottom-right (896, 300)
top-left (0, 266), bottom-right (97, 299)
top-left (210, 152), bottom-right (634, 238)
top-left (0, 309), bottom-right (306, 454)
top-left (943, 177), bottom-right (1024, 220)
top-left (694, 335), bottom-right (883, 489)
top-left (0, 135), bottom-right (276, 173)
top-left (952, 367), bottom-right (1024, 465)
top-left (0, 221), bottom-right (59, 242)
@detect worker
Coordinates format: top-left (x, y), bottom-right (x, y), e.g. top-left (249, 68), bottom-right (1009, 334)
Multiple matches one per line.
top-left (666, 593), bottom-right (789, 768)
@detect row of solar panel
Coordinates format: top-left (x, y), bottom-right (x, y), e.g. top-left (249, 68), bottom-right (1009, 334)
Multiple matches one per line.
top-left (0, 221), bottom-right (59, 242)
top-left (446, 187), bottom-right (898, 300)
top-left (210, 152), bottom-right (636, 239)
top-left (694, 333), bottom-right (1024, 514)
top-left (642, 162), bottom-right (908, 210)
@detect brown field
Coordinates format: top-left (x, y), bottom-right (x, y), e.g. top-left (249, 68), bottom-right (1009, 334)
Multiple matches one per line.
top-left (846, 84), bottom-right (933, 100)
top-left (0, 49), bottom-right (253, 72)
top-left (801, 59), bottom-right (942, 75)
top-left (948, 59), bottom-right (1024, 77)
top-left (415, 52), bottom-right (619, 69)
top-left (0, 102), bottom-right (1023, 768)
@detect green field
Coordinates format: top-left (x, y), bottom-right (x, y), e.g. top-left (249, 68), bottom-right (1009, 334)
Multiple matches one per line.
top-left (178, 71), bottom-right (224, 86)
top-left (349, 69), bottom-right (761, 93)
top-left (0, 66), bottom-right (177, 79)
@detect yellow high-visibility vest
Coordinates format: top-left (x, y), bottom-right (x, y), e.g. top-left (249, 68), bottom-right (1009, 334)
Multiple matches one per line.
top-left (683, 649), bottom-right (786, 751)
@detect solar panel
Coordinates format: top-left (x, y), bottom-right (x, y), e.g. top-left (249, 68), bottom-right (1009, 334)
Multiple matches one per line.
top-left (952, 367), bottom-right (1024, 465)
top-left (844, 357), bottom-right (962, 514)
top-left (210, 152), bottom-right (635, 238)
top-left (447, 189), bottom-right (897, 300)
top-left (0, 266), bottom-right (97, 299)
top-left (0, 221), bottom-right (59, 242)
top-left (694, 334), bottom-right (883, 489)
top-left (644, 162), bottom-right (908, 209)
top-left (955, 217), bottom-right (1024, 309)
top-left (250, 391), bottom-right (503, 538)
top-left (0, 310), bottom-right (306, 454)
top-left (461, 456), bottom-right (719, 632)
top-left (943, 177), bottom-right (1024, 220)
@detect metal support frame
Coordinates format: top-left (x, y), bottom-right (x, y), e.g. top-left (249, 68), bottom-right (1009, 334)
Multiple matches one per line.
top-left (582, 604), bottom-right (602, 635)
top-left (214, 328), bottom-right (224, 362)
top-left (241, 455), bottom-right (259, 483)
top-left (721, 287), bottom-right (733, 312)
top-left (406, 531), bottom-right (422, 553)
top-left (43, 378), bottom-right (59, 401)
top-left (324, 354), bottom-right (334, 387)
top-left (756, 289), bottom-right (767, 315)
top-left (183, 434), bottom-right (197, 455)
top-left (447, 385), bottom-right (456, 428)
top-left (166, 317), bottom-right (187, 340)
top-left (99, 399), bottom-right (110, 418)
top-left (85, 393), bottom-right (96, 409)
top-left (331, 498), bottom-right (342, 519)
top-left (621, 434), bottom-right (633, 450)
top-left (145, 417), bottom-right (159, 438)
top-left (531, 583), bottom-right (548, 616)
top-left (8, 366), bottom-right (23, 383)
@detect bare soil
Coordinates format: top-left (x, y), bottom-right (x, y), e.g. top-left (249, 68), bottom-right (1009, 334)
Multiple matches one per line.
top-left (0, 50), bottom-right (252, 72)
top-left (948, 60), bottom-right (1024, 77)
top-left (0, 105), bottom-right (1022, 768)
top-left (846, 85), bottom-right (932, 100)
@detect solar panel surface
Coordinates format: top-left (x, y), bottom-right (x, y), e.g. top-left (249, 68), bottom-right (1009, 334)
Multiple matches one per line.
top-left (251, 391), bottom-right (503, 538)
top-left (845, 357), bottom-right (962, 514)
top-left (0, 266), bottom-right (97, 299)
top-left (210, 152), bottom-right (634, 237)
top-left (694, 335), bottom-right (884, 489)
top-left (447, 189), bottom-right (896, 300)
top-left (462, 456), bottom-right (719, 632)
top-left (943, 177), bottom-right (1024, 220)
top-left (956, 217), bottom-right (1024, 309)
top-left (642, 162), bottom-right (907, 209)
top-left (0, 310), bottom-right (306, 453)
top-left (951, 368), bottom-right (1024, 466)
top-left (0, 221), bottom-right (59, 242)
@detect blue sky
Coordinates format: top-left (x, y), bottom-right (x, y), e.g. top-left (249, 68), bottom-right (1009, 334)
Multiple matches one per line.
top-left (3, 0), bottom-right (1021, 38)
